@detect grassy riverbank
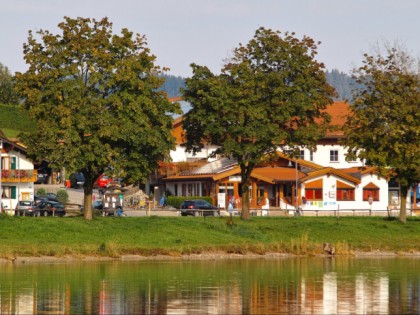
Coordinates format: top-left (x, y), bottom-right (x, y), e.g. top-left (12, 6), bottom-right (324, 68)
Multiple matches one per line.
top-left (1, 215), bottom-right (419, 259)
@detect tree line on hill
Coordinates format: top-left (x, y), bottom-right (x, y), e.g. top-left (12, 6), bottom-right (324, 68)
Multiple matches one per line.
top-left (160, 69), bottom-right (359, 101)
top-left (2, 60), bottom-right (357, 105)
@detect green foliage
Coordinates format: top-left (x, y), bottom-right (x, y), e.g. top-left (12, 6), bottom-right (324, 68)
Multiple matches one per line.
top-left (0, 104), bottom-right (35, 136)
top-left (0, 63), bottom-right (19, 104)
top-left (166, 196), bottom-right (213, 209)
top-left (56, 189), bottom-right (69, 204)
top-left (182, 27), bottom-right (335, 219)
top-left (343, 46), bottom-right (420, 222)
top-left (14, 17), bottom-right (181, 219)
top-left (36, 187), bottom-right (46, 195)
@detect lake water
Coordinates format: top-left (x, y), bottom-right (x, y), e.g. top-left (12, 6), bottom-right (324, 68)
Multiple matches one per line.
top-left (0, 257), bottom-right (418, 314)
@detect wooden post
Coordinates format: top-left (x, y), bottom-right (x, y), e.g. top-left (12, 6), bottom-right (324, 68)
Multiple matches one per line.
top-left (147, 201), bottom-right (151, 217)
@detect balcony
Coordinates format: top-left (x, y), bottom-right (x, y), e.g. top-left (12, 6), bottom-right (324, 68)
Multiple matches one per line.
top-left (1, 169), bottom-right (37, 183)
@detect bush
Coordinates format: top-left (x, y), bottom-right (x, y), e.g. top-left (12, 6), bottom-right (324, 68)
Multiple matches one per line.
top-left (166, 196), bottom-right (214, 209)
top-left (36, 187), bottom-right (46, 195)
top-left (56, 189), bottom-right (69, 204)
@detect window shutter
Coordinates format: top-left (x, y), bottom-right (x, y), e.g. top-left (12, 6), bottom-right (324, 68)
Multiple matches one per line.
top-left (11, 186), bottom-right (16, 199)
top-left (11, 157), bottom-right (17, 170)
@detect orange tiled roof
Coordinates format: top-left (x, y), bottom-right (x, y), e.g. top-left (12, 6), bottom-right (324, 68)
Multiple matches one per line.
top-left (171, 100), bottom-right (352, 142)
top-left (253, 167), bottom-right (306, 181)
top-left (324, 101), bottom-right (351, 126)
top-left (301, 167), bottom-right (361, 185)
top-left (323, 101), bottom-right (351, 137)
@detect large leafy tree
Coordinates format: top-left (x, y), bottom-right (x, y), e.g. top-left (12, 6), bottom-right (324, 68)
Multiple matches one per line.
top-left (343, 47), bottom-right (420, 223)
top-left (182, 27), bottom-right (335, 220)
top-left (15, 17), bottom-right (180, 219)
top-left (0, 62), bottom-right (18, 104)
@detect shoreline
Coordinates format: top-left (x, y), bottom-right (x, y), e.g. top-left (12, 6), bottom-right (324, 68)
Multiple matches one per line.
top-left (2, 251), bottom-right (420, 264)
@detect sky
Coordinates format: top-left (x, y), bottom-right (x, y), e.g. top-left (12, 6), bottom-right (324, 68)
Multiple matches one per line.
top-left (1, 0), bottom-right (420, 78)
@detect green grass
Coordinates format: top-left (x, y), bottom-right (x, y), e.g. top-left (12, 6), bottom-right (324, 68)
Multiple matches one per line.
top-left (1, 128), bottom-right (20, 138)
top-left (0, 104), bottom-right (34, 138)
top-left (0, 215), bottom-right (419, 259)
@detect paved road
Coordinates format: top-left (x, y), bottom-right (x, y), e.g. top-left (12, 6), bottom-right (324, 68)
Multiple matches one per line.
top-left (35, 184), bottom-right (180, 217)
top-left (35, 184), bottom-right (84, 204)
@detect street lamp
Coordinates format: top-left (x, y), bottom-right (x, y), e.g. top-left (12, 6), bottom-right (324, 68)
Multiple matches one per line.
top-left (295, 159), bottom-right (298, 211)
top-left (288, 158), bottom-right (299, 212)
top-left (0, 139), bottom-right (2, 211)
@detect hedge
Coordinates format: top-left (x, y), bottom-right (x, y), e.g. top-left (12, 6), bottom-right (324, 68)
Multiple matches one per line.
top-left (166, 196), bottom-right (214, 209)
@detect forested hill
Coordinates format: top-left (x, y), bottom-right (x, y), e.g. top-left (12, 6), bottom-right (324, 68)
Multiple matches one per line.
top-left (325, 69), bottom-right (360, 101)
top-left (162, 69), bottom-right (358, 101)
top-left (160, 75), bottom-right (186, 98)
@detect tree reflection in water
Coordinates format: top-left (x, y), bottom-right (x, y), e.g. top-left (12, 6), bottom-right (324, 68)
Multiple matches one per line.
top-left (0, 257), bottom-right (418, 314)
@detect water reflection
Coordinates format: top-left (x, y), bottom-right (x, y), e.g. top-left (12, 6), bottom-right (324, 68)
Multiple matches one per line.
top-left (0, 257), bottom-right (418, 314)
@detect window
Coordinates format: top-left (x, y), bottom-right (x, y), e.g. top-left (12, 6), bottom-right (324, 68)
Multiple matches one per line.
top-left (336, 181), bottom-right (355, 201)
top-left (299, 150), bottom-right (305, 160)
top-left (306, 189), bottom-right (323, 200)
top-left (1, 156), bottom-right (11, 170)
top-left (330, 150), bottom-right (339, 162)
top-left (309, 151), bottom-right (314, 162)
top-left (11, 157), bottom-right (17, 170)
top-left (1, 186), bottom-right (16, 199)
top-left (305, 179), bottom-right (323, 201)
top-left (363, 183), bottom-right (380, 201)
top-left (337, 188), bottom-right (355, 201)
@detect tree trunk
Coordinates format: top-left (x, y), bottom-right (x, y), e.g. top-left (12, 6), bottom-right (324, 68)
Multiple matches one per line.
top-left (83, 178), bottom-right (93, 220)
top-left (399, 184), bottom-right (408, 224)
top-left (241, 182), bottom-right (250, 220)
top-left (239, 164), bottom-right (253, 221)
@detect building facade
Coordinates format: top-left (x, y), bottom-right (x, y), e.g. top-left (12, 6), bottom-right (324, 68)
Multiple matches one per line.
top-left (151, 100), bottom-right (418, 213)
top-left (0, 135), bottom-right (37, 213)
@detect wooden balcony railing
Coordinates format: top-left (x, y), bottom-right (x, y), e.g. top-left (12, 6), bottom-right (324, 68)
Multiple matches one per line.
top-left (158, 161), bottom-right (207, 176)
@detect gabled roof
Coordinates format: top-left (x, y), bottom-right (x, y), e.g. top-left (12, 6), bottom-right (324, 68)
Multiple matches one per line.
top-left (252, 167), bottom-right (306, 182)
top-left (275, 151), bottom-right (324, 171)
top-left (301, 167), bottom-right (361, 185)
top-left (0, 135), bottom-right (28, 156)
top-left (171, 101), bottom-right (352, 143)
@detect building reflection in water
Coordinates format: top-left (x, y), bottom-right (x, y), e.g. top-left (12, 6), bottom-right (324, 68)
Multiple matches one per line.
top-left (0, 258), bottom-right (418, 314)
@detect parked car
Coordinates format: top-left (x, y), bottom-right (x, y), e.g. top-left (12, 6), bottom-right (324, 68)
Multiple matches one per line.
top-left (34, 193), bottom-right (59, 203)
top-left (93, 200), bottom-right (103, 210)
top-left (94, 174), bottom-right (114, 188)
top-left (70, 172), bottom-right (85, 188)
top-left (34, 195), bottom-right (49, 204)
top-left (34, 200), bottom-right (66, 217)
top-left (46, 193), bottom-right (59, 202)
top-left (180, 199), bottom-right (219, 217)
top-left (36, 171), bottom-right (49, 184)
top-left (15, 200), bottom-right (36, 216)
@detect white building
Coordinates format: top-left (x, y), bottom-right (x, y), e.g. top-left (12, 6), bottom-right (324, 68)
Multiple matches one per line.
top-left (0, 135), bottom-right (37, 213)
top-left (156, 101), bottom-right (416, 213)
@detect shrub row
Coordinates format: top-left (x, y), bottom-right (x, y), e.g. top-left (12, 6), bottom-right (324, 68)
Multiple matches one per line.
top-left (166, 196), bottom-right (214, 209)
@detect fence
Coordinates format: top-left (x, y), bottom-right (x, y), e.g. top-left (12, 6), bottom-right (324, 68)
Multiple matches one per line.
top-left (121, 206), bottom-right (420, 218)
